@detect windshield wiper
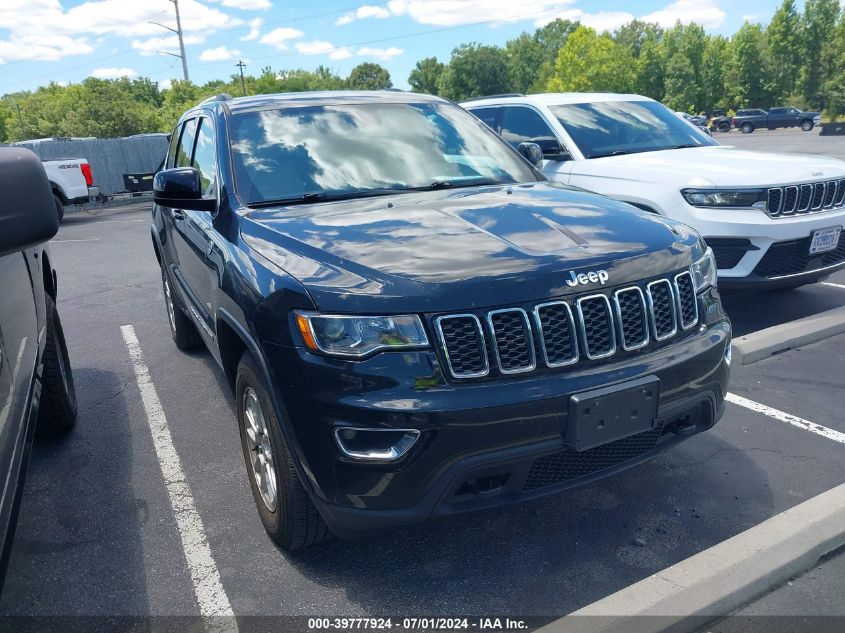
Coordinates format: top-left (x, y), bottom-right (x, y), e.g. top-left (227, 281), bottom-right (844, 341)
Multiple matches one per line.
top-left (423, 177), bottom-right (509, 190)
top-left (666, 143), bottom-right (704, 150)
top-left (246, 189), bottom-right (412, 208)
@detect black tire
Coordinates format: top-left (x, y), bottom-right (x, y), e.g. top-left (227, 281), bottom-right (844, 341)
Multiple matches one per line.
top-left (801, 120), bottom-right (814, 132)
top-left (36, 294), bottom-right (77, 438)
top-left (53, 194), bottom-right (64, 223)
top-left (236, 353), bottom-right (331, 551)
top-left (741, 122), bottom-right (754, 134)
top-left (160, 266), bottom-right (202, 350)
top-left (718, 122), bottom-right (730, 133)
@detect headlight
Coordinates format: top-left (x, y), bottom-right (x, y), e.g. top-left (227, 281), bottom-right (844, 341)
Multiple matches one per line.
top-left (691, 248), bottom-right (718, 291)
top-left (682, 189), bottom-right (766, 209)
top-left (294, 312), bottom-right (428, 357)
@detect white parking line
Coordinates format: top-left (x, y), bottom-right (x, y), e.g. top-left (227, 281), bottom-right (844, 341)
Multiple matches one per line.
top-left (726, 392), bottom-right (845, 444)
top-left (121, 325), bottom-right (238, 628)
top-left (821, 282), bottom-right (845, 290)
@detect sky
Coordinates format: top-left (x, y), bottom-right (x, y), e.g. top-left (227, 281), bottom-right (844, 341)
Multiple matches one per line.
top-left (0, 0), bottom-right (800, 96)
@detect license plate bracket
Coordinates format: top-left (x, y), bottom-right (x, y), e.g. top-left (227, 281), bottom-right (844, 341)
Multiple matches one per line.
top-left (566, 376), bottom-right (660, 452)
top-left (809, 226), bottom-right (841, 255)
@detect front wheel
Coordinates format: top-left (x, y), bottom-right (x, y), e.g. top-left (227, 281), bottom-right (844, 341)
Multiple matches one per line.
top-left (801, 120), bottom-right (814, 132)
top-left (717, 122), bottom-right (730, 132)
top-left (36, 294), bottom-right (77, 437)
top-left (236, 353), bottom-right (331, 551)
top-left (741, 122), bottom-right (754, 134)
top-left (53, 194), bottom-right (64, 223)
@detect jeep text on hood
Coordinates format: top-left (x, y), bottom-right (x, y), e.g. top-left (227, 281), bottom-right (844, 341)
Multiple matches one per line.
top-left (463, 92), bottom-right (845, 290)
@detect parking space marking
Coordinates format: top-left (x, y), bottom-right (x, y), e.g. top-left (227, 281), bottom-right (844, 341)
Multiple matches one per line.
top-left (726, 392), bottom-right (845, 444)
top-left (52, 238), bottom-right (101, 243)
top-left (821, 282), bottom-right (845, 290)
top-left (121, 325), bottom-right (238, 625)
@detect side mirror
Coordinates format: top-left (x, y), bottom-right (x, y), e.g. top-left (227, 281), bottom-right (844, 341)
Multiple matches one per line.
top-left (0, 147), bottom-right (59, 257)
top-left (531, 137), bottom-right (571, 161)
top-left (517, 142), bottom-right (544, 168)
top-left (153, 167), bottom-right (216, 212)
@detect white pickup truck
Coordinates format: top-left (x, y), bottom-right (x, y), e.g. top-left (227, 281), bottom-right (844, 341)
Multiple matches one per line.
top-left (41, 159), bottom-right (99, 221)
top-left (463, 93), bottom-right (845, 290)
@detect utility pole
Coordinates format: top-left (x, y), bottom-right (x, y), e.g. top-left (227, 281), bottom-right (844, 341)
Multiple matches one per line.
top-left (13, 101), bottom-right (25, 140)
top-left (236, 60), bottom-right (247, 96)
top-left (149, 0), bottom-right (189, 82)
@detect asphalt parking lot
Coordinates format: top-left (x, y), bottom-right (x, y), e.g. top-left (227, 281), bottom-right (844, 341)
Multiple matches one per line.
top-left (2, 130), bottom-right (844, 627)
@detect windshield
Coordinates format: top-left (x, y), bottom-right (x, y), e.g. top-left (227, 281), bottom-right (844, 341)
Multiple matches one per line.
top-left (549, 100), bottom-right (718, 159)
top-left (229, 102), bottom-right (538, 205)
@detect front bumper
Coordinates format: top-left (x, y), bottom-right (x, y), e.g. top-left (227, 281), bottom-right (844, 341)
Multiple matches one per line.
top-left (262, 293), bottom-right (731, 538)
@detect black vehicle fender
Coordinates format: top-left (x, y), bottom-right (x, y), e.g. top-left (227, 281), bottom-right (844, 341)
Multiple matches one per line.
top-left (215, 307), bottom-right (328, 503)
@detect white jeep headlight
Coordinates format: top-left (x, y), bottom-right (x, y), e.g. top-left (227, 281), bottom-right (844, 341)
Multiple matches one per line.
top-left (691, 248), bottom-right (718, 291)
top-left (295, 312), bottom-right (428, 358)
top-left (682, 189), bottom-right (766, 209)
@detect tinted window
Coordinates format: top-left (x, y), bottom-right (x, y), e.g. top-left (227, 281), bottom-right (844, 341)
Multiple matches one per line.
top-left (550, 100), bottom-right (717, 159)
top-left (770, 108), bottom-right (785, 114)
top-left (166, 126), bottom-right (181, 168)
top-left (500, 107), bottom-right (557, 148)
top-left (229, 102), bottom-right (538, 205)
top-left (175, 118), bottom-right (197, 168)
top-left (192, 118), bottom-right (217, 197)
top-left (469, 107), bottom-right (500, 130)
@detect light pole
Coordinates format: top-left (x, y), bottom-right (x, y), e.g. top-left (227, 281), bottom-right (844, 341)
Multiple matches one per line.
top-left (149, 0), bottom-right (189, 82)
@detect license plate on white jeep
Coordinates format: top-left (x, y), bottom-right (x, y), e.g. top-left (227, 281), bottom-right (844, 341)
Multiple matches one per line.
top-left (809, 227), bottom-right (841, 255)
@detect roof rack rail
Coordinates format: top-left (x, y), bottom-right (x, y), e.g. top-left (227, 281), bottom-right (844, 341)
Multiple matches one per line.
top-left (200, 93), bottom-right (233, 104)
top-left (460, 93), bottom-right (525, 103)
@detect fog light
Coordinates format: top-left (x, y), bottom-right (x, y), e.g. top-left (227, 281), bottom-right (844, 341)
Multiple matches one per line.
top-left (334, 427), bottom-right (420, 461)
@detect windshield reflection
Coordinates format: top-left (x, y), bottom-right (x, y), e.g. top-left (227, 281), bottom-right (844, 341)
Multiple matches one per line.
top-left (550, 100), bottom-right (717, 159)
top-left (230, 102), bottom-right (538, 205)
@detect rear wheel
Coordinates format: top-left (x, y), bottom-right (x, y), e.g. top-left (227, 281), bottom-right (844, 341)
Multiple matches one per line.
top-left (717, 121), bottom-right (730, 132)
top-left (53, 194), bottom-right (64, 223)
top-left (236, 353), bottom-right (330, 551)
top-left (36, 294), bottom-right (77, 437)
top-left (801, 120), bottom-right (814, 132)
top-left (741, 122), bottom-right (754, 134)
top-left (160, 266), bottom-right (201, 350)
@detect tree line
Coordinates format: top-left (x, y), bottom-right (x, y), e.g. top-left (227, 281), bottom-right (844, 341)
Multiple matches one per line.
top-left (1, 0), bottom-right (843, 142)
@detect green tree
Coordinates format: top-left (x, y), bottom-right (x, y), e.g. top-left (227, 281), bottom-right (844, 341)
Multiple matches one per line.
top-left (530, 19), bottom-right (579, 91)
top-left (437, 43), bottom-right (510, 100)
top-left (766, 0), bottom-right (802, 101)
top-left (408, 57), bottom-right (444, 94)
top-left (702, 36), bottom-right (731, 110)
top-left (346, 63), bottom-right (392, 90)
top-left (733, 23), bottom-right (773, 107)
top-left (546, 26), bottom-right (635, 93)
top-left (663, 52), bottom-right (698, 111)
top-left (801, 0), bottom-right (841, 108)
top-left (505, 33), bottom-right (544, 94)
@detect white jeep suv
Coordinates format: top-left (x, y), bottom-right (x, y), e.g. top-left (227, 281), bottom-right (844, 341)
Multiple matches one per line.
top-left (462, 93), bottom-right (845, 289)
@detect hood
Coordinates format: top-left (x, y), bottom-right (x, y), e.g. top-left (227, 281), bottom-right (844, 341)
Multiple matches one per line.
top-left (579, 146), bottom-right (845, 188)
top-left (241, 183), bottom-right (701, 313)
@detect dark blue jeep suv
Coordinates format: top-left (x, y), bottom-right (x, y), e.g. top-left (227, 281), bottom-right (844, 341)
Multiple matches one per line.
top-left (151, 91), bottom-right (731, 549)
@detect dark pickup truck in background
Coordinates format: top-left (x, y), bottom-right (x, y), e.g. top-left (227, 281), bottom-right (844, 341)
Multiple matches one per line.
top-left (732, 107), bottom-right (821, 133)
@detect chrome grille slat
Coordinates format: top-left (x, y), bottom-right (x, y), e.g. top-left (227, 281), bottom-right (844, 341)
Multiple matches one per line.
top-left (533, 301), bottom-right (578, 367)
top-left (646, 279), bottom-right (677, 341)
top-left (487, 308), bottom-right (536, 374)
top-left (576, 294), bottom-right (616, 360)
top-left (835, 180), bottom-right (845, 207)
top-left (435, 270), bottom-right (701, 379)
top-left (613, 287), bottom-right (649, 351)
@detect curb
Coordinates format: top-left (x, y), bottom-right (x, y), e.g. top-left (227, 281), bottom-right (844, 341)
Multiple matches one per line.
top-left (537, 482), bottom-right (845, 633)
top-left (731, 305), bottom-right (845, 365)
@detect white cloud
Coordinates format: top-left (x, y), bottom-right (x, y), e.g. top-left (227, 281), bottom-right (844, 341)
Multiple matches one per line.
top-left (330, 47), bottom-right (353, 60)
top-left (642, 0), bottom-right (725, 29)
top-left (259, 27), bottom-right (304, 50)
top-left (335, 5), bottom-right (391, 26)
top-left (385, 0), bottom-right (572, 26)
top-left (536, 0), bottom-right (725, 32)
top-left (131, 34), bottom-right (205, 56)
top-left (240, 17), bottom-right (263, 41)
top-left (357, 46), bottom-right (403, 60)
top-left (91, 66), bottom-right (138, 79)
top-left (158, 78), bottom-right (173, 90)
top-left (199, 46), bottom-right (241, 61)
top-left (213, 0), bottom-right (271, 9)
top-left (0, 0), bottom-right (243, 64)
top-left (295, 40), bottom-right (335, 55)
